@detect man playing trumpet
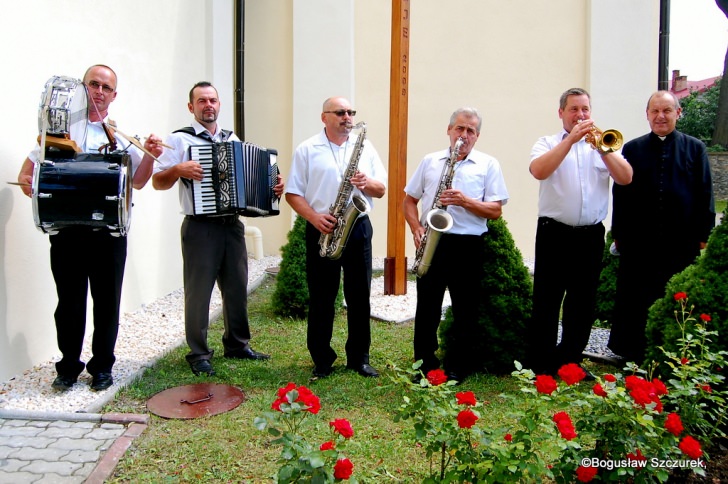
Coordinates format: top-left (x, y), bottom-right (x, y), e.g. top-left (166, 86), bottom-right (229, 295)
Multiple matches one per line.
top-left (527, 88), bottom-right (632, 377)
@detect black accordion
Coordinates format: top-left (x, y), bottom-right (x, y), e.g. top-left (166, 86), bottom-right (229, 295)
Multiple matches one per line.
top-left (189, 141), bottom-right (280, 217)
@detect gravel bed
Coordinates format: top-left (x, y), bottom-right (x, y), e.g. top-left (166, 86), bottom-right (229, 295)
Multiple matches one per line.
top-left (0, 255), bottom-right (612, 414)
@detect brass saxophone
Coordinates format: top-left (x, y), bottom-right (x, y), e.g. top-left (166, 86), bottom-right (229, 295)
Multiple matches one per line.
top-left (411, 137), bottom-right (464, 277)
top-left (318, 122), bottom-right (371, 259)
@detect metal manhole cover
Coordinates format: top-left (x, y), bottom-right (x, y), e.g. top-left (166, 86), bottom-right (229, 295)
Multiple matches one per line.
top-left (147, 383), bottom-right (245, 419)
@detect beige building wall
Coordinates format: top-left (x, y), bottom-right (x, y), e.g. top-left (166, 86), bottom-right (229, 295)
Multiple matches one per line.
top-left (0, 0), bottom-right (659, 382)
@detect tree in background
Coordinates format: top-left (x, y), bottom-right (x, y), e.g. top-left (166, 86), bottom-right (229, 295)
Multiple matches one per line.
top-left (678, 80), bottom-right (721, 149)
top-left (712, 0), bottom-right (728, 148)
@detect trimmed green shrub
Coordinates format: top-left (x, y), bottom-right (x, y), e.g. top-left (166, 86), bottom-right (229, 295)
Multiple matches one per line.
top-left (594, 231), bottom-right (619, 328)
top-left (644, 214), bottom-right (728, 365)
top-left (271, 216), bottom-right (345, 319)
top-left (271, 215), bottom-right (309, 319)
top-left (439, 217), bottom-right (532, 374)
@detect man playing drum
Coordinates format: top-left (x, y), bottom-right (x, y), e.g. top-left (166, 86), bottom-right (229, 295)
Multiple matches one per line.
top-left (17, 64), bottom-right (163, 392)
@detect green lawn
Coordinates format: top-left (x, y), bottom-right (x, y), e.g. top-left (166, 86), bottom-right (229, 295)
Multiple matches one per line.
top-left (105, 277), bottom-right (538, 482)
top-left (717, 199), bottom-right (727, 215)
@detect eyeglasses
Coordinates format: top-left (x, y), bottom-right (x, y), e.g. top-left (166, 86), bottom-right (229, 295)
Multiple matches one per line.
top-left (86, 80), bottom-right (115, 94)
top-left (324, 109), bottom-right (356, 117)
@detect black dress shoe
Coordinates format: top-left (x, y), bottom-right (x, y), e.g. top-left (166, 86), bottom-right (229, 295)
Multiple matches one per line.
top-left (580, 365), bottom-right (596, 382)
top-left (51, 374), bottom-right (77, 391)
top-left (445, 371), bottom-right (463, 385)
top-left (225, 348), bottom-right (271, 360)
top-left (312, 366), bottom-right (334, 378)
top-left (190, 360), bottom-right (216, 376)
top-left (347, 363), bottom-right (379, 378)
top-left (91, 373), bottom-right (114, 391)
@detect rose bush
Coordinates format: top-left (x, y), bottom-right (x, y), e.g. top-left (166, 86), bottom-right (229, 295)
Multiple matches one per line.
top-left (255, 383), bottom-right (358, 483)
top-left (390, 294), bottom-right (723, 482)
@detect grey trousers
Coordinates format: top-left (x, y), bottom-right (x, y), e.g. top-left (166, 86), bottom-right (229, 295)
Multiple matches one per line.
top-left (181, 216), bottom-right (250, 362)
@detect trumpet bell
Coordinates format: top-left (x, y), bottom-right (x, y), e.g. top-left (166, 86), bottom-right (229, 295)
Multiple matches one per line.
top-left (599, 129), bottom-right (623, 153)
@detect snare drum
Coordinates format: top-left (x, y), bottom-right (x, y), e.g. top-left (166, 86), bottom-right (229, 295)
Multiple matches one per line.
top-left (31, 152), bottom-right (132, 236)
top-left (37, 76), bottom-right (88, 147)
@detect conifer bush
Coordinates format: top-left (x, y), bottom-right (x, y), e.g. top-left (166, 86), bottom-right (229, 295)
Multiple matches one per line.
top-left (644, 214), bottom-right (728, 364)
top-left (272, 216), bottom-right (310, 319)
top-left (594, 230), bottom-right (619, 328)
top-left (271, 216), bottom-right (344, 320)
top-left (439, 217), bottom-right (531, 374)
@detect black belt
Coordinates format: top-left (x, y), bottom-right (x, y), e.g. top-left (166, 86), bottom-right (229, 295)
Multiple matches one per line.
top-left (539, 217), bottom-right (602, 231)
top-left (186, 214), bottom-right (239, 225)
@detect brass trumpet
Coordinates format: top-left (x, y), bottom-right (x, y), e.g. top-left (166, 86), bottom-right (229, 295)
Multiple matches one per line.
top-left (579, 120), bottom-right (623, 154)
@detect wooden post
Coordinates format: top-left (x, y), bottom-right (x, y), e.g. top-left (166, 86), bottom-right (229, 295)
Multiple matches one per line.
top-left (384, 0), bottom-right (410, 295)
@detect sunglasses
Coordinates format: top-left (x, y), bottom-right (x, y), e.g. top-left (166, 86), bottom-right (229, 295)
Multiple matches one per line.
top-left (324, 109), bottom-right (357, 117)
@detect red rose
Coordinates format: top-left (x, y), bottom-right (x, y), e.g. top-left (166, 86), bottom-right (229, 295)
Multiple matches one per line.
top-left (679, 436), bottom-right (703, 459)
top-left (665, 413), bottom-right (684, 437)
top-left (651, 378), bottom-right (668, 396)
top-left (625, 376), bottom-right (663, 412)
top-left (504, 433), bottom-right (513, 442)
top-left (553, 411), bottom-right (577, 440)
top-left (297, 386), bottom-right (321, 414)
top-left (277, 382), bottom-right (297, 398)
top-left (535, 375), bottom-right (558, 395)
top-left (593, 383), bottom-right (608, 398)
top-left (627, 448), bottom-right (647, 462)
top-left (330, 418), bottom-right (354, 439)
top-left (700, 313), bottom-right (711, 322)
top-left (698, 383), bottom-right (713, 393)
top-left (674, 292), bottom-right (687, 301)
top-left (457, 409), bottom-right (479, 429)
top-left (576, 465), bottom-right (598, 482)
top-left (558, 363), bottom-right (586, 385)
top-left (333, 458), bottom-right (354, 480)
top-left (604, 374), bottom-right (617, 383)
top-left (427, 369), bottom-right (448, 386)
top-left (681, 357), bottom-right (689, 365)
top-left (320, 440), bottom-right (335, 451)
top-left (456, 391), bottom-right (477, 406)
top-left (625, 375), bottom-right (646, 391)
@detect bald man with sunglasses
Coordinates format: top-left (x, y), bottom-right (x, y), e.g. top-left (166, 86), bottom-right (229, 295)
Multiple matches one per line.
top-left (285, 96), bottom-right (387, 379)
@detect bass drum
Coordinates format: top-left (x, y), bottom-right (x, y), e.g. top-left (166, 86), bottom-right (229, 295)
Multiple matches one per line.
top-left (31, 152), bottom-right (132, 236)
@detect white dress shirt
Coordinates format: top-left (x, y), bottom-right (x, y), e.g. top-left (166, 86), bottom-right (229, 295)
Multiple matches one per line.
top-left (285, 129), bottom-right (387, 213)
top-left (404, 148), bottom-right (509, 235)
top-left (530, 129), bottom-right (611, 226)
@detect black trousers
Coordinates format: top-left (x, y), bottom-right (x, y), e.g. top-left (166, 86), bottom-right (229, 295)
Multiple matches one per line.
top-left (181, 216), bottom-right (251, 363)
top-left (49, 228), bottom-right (127, 377)
top-left (413, 233), bottom-right (485, 375)
top-left (528, 217), bottom-right (605, 373)
top-left (608, 239), bottom-right (700, 362)
top-left (305, 216), bottom-right (373, 369)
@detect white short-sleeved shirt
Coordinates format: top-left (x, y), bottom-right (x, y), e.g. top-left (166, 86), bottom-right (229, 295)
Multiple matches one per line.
top-left (153, 120), bottom-right (240, 215)
top-left (404, 148), bottom-right (509, 235)
top-left (29, 117), bottom-right (143, 172)
top-left (285, 129), bottom-right (387, 213)
top-left (530, 130), bottom-right (611, 226)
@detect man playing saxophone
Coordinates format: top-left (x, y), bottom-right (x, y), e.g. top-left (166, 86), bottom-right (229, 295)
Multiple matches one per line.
top-left (286, 96), bottom-right (387, 379)
top-left (403, 107), bottom-right (509, 383)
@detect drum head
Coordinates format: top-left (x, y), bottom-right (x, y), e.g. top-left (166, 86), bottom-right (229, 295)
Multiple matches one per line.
top-left (38, 76), bottom-right (88, 147)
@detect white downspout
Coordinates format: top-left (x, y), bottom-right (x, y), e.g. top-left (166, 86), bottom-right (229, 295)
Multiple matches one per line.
top-left (245, 224), bottom-right (264, 260)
